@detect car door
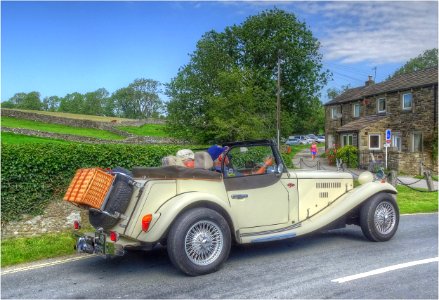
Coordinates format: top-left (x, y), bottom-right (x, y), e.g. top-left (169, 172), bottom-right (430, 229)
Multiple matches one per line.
top-left (222, 143), bottom-right (289, 229)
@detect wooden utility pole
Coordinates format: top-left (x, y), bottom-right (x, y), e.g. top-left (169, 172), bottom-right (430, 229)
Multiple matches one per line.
top-left (276, 56), bottom-right (281, 150)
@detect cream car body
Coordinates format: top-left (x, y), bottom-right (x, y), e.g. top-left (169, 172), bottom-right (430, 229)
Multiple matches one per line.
top-left (73, 140), bottom-right (399, 276)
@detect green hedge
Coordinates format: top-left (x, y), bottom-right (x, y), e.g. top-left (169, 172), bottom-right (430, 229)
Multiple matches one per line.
top-left (1, 143), bottom-right (184, 222)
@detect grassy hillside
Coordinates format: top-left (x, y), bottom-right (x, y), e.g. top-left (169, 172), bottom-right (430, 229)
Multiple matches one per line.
top-left (4, 109), bottom-right (138, 123)
top-left (1, 116), bottom-right (124, 140)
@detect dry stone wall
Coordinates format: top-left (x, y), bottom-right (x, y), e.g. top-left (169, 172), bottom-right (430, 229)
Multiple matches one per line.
top-left (2, 127), bottom-right (183, 144)
top-left (1, 200), bottom-right (90, 238)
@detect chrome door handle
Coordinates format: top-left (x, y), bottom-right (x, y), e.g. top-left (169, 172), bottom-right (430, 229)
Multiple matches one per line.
top-left (231, 194), bottom-right (248, 200)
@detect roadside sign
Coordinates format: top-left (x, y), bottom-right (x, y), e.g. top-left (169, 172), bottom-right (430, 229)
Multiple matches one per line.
top-left (384, 143), bottom-right (390, 148)
top-left (386, 129), bottom-right (391, 144)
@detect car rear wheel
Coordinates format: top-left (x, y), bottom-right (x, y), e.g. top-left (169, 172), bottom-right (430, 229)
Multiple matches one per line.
top-left (360, 193), bottom-right (399, 242)
top-left (167, 208), bottom-right (231, 276)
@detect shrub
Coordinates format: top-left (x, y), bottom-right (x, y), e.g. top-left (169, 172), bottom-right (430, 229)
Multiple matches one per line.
top-left (1, 143), bottom-right (185, 222)
top-left (325, 147), bottom-right (337, 165)
top-left (336, 145), bottom-right (358, 168)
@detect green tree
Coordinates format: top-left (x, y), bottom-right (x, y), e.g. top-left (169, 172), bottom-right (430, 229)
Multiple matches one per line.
top-left (326, 84), bottom-right (351, 101)
top-left (391, 48), bottom-right (438, 78)
top-left (6, 92), bottom-right (42, 110)
top-left (59, 92), bottom-right (85, 114)
top-left (42, 96), bottom-right (61, 112)
top-left (112, 78), bottom-right (164, 119)
top-left (83, 88), bottom-right (109, 116)
top-left (166, 9), bottom-right (330, 143)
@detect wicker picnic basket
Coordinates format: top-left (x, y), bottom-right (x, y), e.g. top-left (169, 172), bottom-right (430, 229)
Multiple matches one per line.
top-left (64, 168), bottom-right (115, 209)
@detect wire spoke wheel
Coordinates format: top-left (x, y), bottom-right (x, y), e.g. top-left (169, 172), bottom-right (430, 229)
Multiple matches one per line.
top-left (374, 202), bottom-right (396, 235)
top-left (184, 220), bottom-right (223, 266)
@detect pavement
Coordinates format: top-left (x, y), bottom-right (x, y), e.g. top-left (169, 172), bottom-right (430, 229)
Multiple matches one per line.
top-left (291, 146), bottom-right (438, 190)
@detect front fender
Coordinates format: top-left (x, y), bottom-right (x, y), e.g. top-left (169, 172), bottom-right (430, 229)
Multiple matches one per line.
top-left (294, 181), bottom-right (397, 237)
top-left (138, 192), bottom-right (237, 243)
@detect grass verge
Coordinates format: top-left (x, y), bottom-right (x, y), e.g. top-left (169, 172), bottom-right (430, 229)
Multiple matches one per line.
top-left (117, 123), bottom-right (168, 137)
top-left (414, 174), bottom-right (438, 181)
top-left (397, 185), bottom-right (438, 214)
top-left (1, 117), bottom-right (125, 140)
top-left (1, 132), bottom-right (74, 144)
top-left (1, 232), bottom-right (77, 267)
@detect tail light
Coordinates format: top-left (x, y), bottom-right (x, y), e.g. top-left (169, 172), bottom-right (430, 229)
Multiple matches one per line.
top-left (142, 214), bottom-right (153, 232)
top-left (73, 220), bottom-right (80, 230)
top-left (110, 231), bottom-right (119, 242)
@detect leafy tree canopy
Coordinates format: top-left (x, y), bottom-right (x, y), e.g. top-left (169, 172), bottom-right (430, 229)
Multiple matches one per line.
top-left (166, 8), bottom-right (330, 143)
top-left (326, 84), bottom-right (351, 101)
top-left (112, 78), bottom-right (164, 119)
top-left (391, 48), bottom-right (438, 78)
top-left (3, 92), bottom-right (42, 110)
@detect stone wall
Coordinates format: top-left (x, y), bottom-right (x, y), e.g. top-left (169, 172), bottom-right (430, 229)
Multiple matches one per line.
top-left (2, 127), bottom-right (184, 144)
top-left (1, 109), bottom-right (165, 132)
top-left (1, 200), bottom-right (90, 238)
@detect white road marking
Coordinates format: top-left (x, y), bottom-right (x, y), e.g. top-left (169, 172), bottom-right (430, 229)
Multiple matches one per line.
top-left (1, 255), bottom-right (93, 276)
top-left (332, 257), bottom-right (439, 283)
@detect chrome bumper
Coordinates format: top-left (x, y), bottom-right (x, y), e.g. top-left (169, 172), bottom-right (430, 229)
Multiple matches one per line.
top-left (74, 231), bottom-right (125, 256)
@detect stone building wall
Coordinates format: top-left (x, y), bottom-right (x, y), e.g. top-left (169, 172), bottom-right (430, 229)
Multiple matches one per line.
top-left (325, 84), bottom-right (438, 174)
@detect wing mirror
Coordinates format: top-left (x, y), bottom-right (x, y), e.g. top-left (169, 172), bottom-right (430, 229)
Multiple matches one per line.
top-left (276, 164), bottom-right (284, 174)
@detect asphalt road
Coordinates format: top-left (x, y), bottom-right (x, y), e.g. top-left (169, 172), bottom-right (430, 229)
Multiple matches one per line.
top-left (2, 213), bottom-right (437, 299)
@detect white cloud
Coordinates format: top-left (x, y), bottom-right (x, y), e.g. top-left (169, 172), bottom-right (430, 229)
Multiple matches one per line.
top-left (298, 1), bottom-right (438, 64)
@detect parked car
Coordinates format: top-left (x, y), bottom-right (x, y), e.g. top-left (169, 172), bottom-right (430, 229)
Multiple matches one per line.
top-left (316, 136), bottom-right (326, 143)
top-left (290, 135), bottom-right (310, 144)
top-left (306, 134), bottom-right (318, 142)
top-left (285, 138), bottom-right (301, 145)
top-left (66, 140), bottom-right (399, 276)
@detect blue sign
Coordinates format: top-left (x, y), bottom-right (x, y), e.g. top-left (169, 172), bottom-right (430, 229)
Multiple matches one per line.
top-left (386, 129), bottom-right (391, 143)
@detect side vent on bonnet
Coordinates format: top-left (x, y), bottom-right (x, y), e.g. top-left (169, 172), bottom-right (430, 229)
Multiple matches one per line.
top-left (316, 182), bottom-right (342, 189)
top-left (319, 192), bottom-right (329, 198)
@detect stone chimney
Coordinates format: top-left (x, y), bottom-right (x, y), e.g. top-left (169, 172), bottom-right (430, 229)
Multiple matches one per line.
top-left (365, 75), bottom-right (375, 86)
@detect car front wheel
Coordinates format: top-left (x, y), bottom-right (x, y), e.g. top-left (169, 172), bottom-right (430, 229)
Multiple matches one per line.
top-left (360, 193), bottom-right (399, 242)
top-left (167, 208), bottom-right (231, 276)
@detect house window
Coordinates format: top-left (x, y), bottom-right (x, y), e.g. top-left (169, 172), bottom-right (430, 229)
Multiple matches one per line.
top-left (392, 133), bottom-right (402, 152)
top-left (402, 93), bottom-right (413, 110)
top-left (369, 134), bottom-right (381, 150)
top-left (377, 98), bottom-right (386, 113)
top-left (412, 132), bottom-right (423, 152)
top-left (353, 103), bottom-right (360, 118)
top-left (331, 107), bottom-right (340, 119)
top-left (341, 134), bottom-right (353, 146)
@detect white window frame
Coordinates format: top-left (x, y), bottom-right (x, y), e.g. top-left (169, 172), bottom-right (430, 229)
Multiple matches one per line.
top-left (392, 132), bottom-right (402, 152)
top-left (341, 134), bottom-right (353, 146)
top-left (402, 92), bottom-right (413, 110)
top-left (369, 134), bottom-right (381, 150)
top-left (377, 98), bottom-right (386, 113)
top-left (331, 107), bottom-right (340, 119)
top-left (412, 132), bottom-right (423, 152)
top-left (353, 103), bottom-right (360, 118)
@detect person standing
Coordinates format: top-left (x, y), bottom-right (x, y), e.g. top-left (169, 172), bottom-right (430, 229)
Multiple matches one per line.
top-left (310, 142), bottom-right (318, 160)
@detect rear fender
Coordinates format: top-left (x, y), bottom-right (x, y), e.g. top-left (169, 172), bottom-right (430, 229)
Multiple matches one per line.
top-left (137, 192), bottom-right (237, 243)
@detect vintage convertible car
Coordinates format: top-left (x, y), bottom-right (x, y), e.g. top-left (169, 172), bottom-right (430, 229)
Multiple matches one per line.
top-left (65, 140), bottom-right (399, 276)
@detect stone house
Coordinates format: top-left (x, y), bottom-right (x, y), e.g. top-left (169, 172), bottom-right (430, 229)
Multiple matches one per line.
top-left (324, 67), bottom-right (438, 174)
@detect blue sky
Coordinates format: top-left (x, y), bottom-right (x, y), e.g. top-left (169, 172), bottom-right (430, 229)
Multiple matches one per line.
top-left (1, 1), bottom-right (438, 103)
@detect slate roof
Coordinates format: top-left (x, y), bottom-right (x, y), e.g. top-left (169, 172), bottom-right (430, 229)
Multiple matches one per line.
top-left (336, 115), bottom-right (389, 132)
top-left (325, 66), bottom-right (438, 106)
